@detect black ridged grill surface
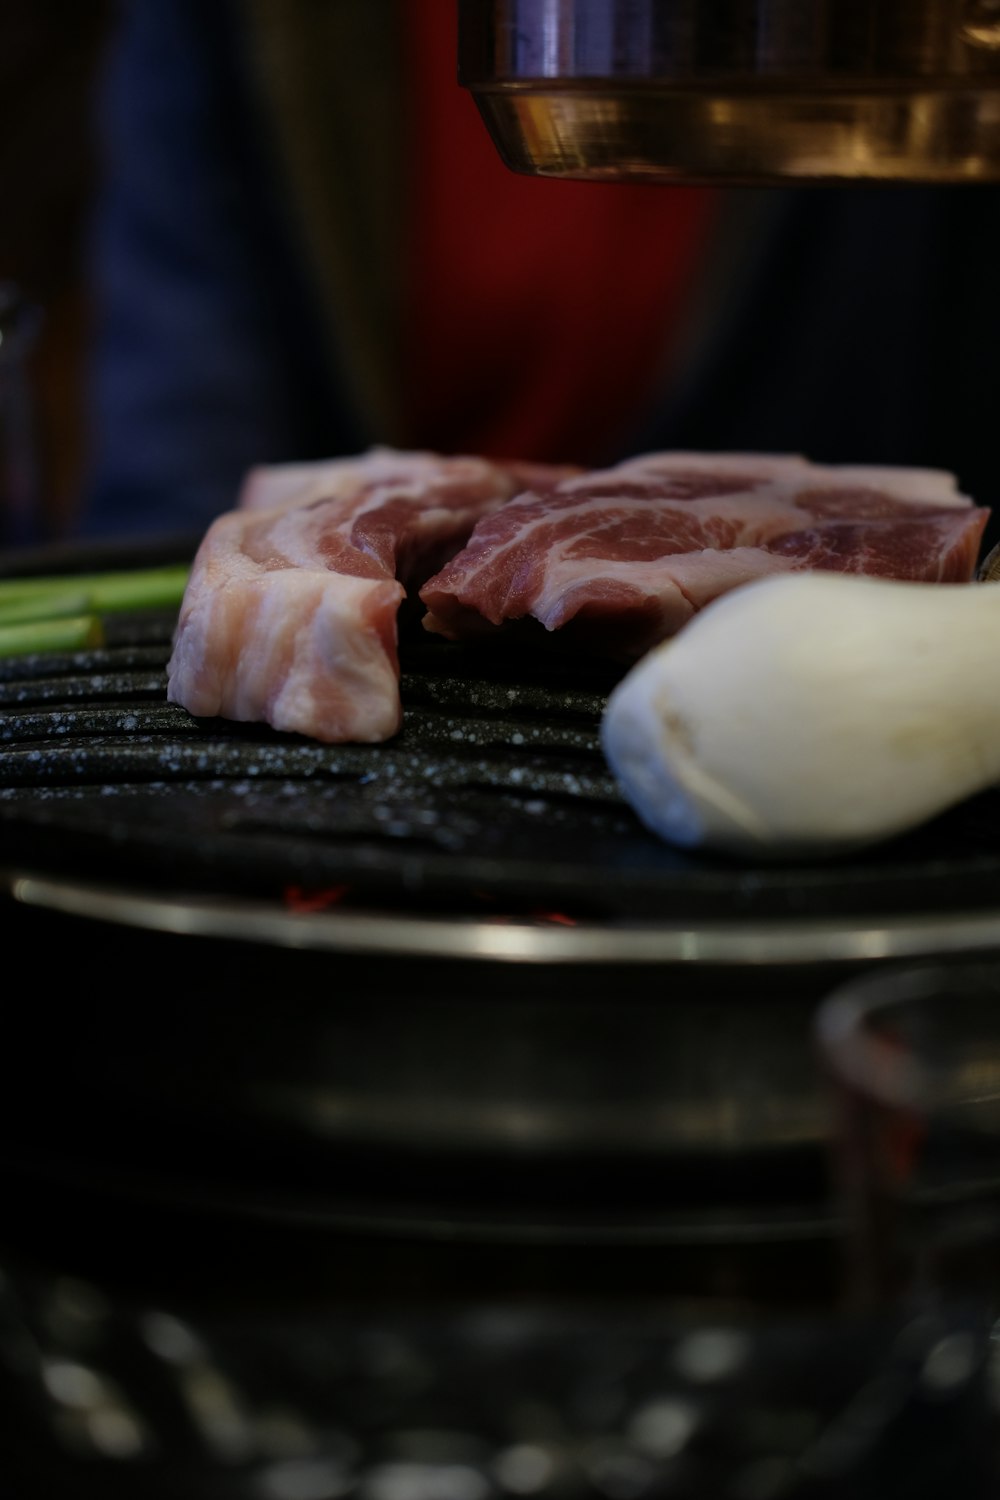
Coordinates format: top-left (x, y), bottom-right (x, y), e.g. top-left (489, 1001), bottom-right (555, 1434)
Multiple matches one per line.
top-left (3, 587), bottom-right (1000, 921)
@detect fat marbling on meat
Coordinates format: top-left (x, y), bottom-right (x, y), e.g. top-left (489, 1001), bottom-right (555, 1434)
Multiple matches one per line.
top-left (418, 452), bottom-right (989, 660)
top-left (166, 447), bottom-right (576, 743)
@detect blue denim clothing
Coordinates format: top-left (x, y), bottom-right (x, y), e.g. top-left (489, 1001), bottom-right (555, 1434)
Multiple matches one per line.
top-left (80, 0), bottom-right (363, 541)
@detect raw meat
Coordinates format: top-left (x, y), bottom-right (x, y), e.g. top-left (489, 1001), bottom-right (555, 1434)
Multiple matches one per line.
top-left (236, 444), bottom-right (572, 521)
top-left (167, 447), bottom-right (575, 743)
top-left (419, 452), bottom-right (989, 660)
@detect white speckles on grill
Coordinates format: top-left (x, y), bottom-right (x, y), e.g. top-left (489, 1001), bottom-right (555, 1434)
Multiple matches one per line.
top-left (0, 617), bottom-right (643, 914)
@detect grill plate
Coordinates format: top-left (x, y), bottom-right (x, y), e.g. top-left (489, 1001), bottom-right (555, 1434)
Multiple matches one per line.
top-left (3, 576), bottom-right (1000, 930)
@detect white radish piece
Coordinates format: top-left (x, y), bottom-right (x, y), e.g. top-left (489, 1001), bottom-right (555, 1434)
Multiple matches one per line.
top-left (600, 571), bottom-right (1000, 858)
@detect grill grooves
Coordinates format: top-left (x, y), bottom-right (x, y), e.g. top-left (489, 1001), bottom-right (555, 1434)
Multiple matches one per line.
top-left (2, 586), bottom-right (1000, 924)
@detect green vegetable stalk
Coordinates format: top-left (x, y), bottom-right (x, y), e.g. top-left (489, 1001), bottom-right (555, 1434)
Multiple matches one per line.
top-left (0, 615), bottom-right (106, 658)
top-left (0, 563), bottom-right (189, 658)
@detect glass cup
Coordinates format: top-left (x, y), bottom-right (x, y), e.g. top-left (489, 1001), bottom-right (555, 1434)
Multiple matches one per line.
top-left (817, 958), bottom-right (1000, 1313)
top-left (815, 958), bottom-right (1000, 1491)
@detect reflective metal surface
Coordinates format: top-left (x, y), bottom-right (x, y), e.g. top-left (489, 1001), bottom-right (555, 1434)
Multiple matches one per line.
top-left (459, 0), bottom-right (1000, 182)
top-left (11, 868), bottom-right (1000, 966)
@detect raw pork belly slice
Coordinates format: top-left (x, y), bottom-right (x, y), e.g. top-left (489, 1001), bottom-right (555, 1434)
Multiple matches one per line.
top-left (419, 452), bottom-right (990, 661)
top-left (167, 448), bottom-right (575, 743)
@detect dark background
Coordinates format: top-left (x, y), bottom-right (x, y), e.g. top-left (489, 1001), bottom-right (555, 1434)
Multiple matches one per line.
top-left (0, 2), bottom-right (115, 540)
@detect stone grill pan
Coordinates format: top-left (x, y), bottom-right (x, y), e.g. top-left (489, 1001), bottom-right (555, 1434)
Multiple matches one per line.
top-left (2, 536), bottom-right (1000, 1259)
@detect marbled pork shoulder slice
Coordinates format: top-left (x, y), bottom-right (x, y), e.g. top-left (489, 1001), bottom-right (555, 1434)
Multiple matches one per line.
top-left (167, 451), bottom-right (573, 743)
top-left (237, 444), bottom-right (575, 520)
top-left (419, 453), bottom-right (989, 661)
